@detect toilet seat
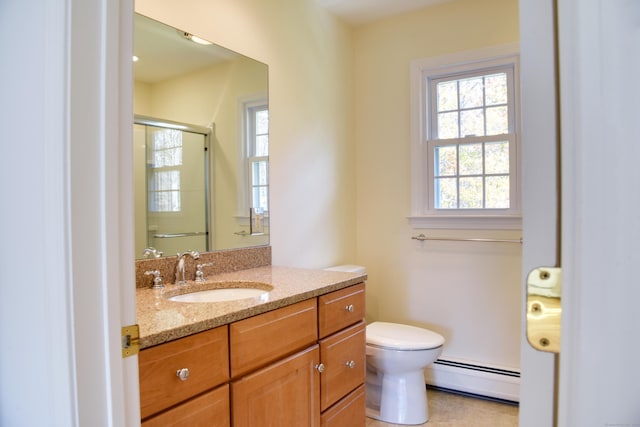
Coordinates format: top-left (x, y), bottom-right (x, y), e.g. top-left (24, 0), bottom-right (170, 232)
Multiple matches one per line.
top-left (367, 322), bottom-right (444, 350)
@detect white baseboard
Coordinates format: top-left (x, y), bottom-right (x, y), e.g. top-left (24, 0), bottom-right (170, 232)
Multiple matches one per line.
top-left (424, 358), bottom-right (520, 403)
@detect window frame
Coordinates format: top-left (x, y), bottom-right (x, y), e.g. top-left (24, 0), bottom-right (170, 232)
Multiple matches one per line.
top-left (247, 104), bottom-right (269, 213)
top-left (409, 44), bottom-right (521, 230)
top-left (237, 95), bottom-right (269, 221)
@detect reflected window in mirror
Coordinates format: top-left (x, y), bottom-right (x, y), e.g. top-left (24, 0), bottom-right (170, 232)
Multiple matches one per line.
top-left (245, 101), bottom-right (269, 215)
top-left (148, 128), bottom-right (183, 212)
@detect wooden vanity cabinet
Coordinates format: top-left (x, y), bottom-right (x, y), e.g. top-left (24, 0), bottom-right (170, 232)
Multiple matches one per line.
top-left (321, 384), bottom-right (366, 427)
top-left (318, 283), bottom-right (366, 338)
top-left (231, 345), bottom-right (321, 427)
top-left (319, 321), bottom-right (366, 411)
top-left (138, 283), bottom-right (366, 426)
top-left (230, 283), bottom-right (366, 427)
top-left (142, 384), bottom-right (230, 427)
top-left (317, 283), bottom-right (366, 426)
top-left (230, 298), bottom-right (318, 378)
top-left (230, 299), bottom-right (320, 426)
top-left (138, 325), bottom-right (229, 424)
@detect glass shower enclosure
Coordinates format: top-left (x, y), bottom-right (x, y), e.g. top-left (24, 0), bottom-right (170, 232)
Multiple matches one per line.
top-left (134, 116), bottom-right (210, 258)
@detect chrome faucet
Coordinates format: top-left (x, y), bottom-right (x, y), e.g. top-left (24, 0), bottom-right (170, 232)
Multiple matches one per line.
top-left (142, 247), bottom-right (163, 258)
top-left (175, 250), bottom-right (200, 285)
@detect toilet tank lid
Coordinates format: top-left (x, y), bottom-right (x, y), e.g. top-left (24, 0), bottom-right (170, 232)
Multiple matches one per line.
top-left (324, 265), bottom-right (366, 274)
top-left (366, 322), bottom-right (445, 350)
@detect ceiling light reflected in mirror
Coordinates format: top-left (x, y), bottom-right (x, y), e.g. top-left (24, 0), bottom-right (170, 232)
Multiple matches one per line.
top-left (178, 31), bottom-right (213, 45)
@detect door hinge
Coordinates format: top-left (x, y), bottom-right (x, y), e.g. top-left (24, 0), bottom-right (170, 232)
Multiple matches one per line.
top-left (526, 267), bottom-right (562, 353)
top-left (121, 324), bottom-right (140, 358)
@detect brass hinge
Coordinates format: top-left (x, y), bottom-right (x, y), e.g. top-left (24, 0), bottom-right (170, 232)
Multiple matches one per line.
top-left (121, 324), bottom-right (140, 358)
top-left (526, 267), bottom-right (562, 353)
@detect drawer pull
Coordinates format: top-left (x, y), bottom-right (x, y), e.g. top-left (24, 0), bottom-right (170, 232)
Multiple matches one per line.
top-left (315, 363), bottom-right (325, 373)
top-left (176, 368), bottom-right (190, 381)
top-left (345, 304), bottom-right (355, 313)
top-left (345, 360), bottom-right (356, 369)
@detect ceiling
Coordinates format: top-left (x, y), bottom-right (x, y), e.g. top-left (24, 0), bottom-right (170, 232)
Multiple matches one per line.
top-left (316, 0), bottom-right (454, 25)
top-left (134, 0), bottom-right (453, 83)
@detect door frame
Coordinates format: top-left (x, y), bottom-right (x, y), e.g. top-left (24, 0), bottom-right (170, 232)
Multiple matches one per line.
top-left (518, 0), bottom-right (559, 424)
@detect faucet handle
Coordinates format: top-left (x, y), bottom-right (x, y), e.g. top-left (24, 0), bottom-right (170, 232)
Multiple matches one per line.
top-left (195, 263), bottom-right (213, 282)
top-left (143, 247), bottom-right (163, 258)
top-left (144, 270), bottom-right (164, 289)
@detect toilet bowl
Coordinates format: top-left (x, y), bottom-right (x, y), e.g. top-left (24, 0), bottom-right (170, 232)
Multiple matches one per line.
top-left (366, 322), bottom-right (444, 425)
top-left (324, 265), bottom-right (445, 425)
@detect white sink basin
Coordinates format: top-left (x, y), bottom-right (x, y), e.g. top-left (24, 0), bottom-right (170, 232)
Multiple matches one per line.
top-left (169, 287), bottom-right (271, 303)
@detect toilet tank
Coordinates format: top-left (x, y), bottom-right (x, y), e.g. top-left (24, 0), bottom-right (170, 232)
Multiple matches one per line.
top-left (324, 265), bottom-right (366, 274)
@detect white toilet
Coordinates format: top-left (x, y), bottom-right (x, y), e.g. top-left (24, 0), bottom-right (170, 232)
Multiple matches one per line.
top-left (324, 265), bottom-right (445, 425)
top-left (366, 322), bottom-right (444, 425)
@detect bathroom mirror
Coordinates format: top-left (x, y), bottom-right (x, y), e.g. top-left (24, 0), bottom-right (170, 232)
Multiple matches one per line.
top-left (133, 13), bottom-right (269, 259)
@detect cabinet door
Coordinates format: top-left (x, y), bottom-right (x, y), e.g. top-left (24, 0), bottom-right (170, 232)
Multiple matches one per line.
top-left (319, 321), bottom-right (366, 411)
top-left (230, 298), bottom-right (318, 378)
top-left (318, 283), bottom-right (365, 338)
top-left (321, 384), bottom-right (365, 427)
top-left (142, 384), bottom-right (230, 427)
top-left (232, 345), bottom-right (320, 427)
top-left (139, 326), bottom-right (229, 419)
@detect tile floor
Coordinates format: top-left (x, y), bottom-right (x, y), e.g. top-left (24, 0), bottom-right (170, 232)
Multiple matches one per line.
top-left (365, 388), bottom-right (519, 427)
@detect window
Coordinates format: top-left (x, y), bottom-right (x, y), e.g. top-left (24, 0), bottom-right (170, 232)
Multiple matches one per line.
top-left (410, 45), bottom-right (521, 229)
top-left (431, 70), bottom-right (514, 209)
top-left (148, 128), bottom-right (183, 212)
top-left (248, 105), bottom-right (269, 213)
top-left (237, 97), bottom-right (269, 221)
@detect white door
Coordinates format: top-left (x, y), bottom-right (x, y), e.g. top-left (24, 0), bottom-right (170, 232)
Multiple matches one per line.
top-left (520, 0), bottom-right (640, 426)
top-left (518, 0), bottom-right (559, 425)
top-left (1, 0), bottom-right (140, 425)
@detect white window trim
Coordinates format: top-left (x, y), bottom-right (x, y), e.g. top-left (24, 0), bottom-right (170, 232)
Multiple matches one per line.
top-left (409, 43), bottom-right (522, 230)
top-left (236, 93), bottom-right (268, 224)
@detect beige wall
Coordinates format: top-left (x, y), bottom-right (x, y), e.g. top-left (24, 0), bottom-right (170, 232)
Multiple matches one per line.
top-left (353, 0), bottom-right (522, 369)
top-left (135, 0), bottom-right (357, 268)
top-left (137, 0), bottom-right (522, 371)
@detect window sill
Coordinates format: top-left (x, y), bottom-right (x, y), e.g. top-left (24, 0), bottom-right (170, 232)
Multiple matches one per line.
top-left (408, 215), bottom-right (522, 230)
top-left (234, 214), bottom-right (270, 226)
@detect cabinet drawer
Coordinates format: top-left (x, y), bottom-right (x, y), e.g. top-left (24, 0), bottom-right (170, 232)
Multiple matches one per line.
top-left (142, 384), bottom-right (230, 427)
top-left (230, 298), bottom-right (318, 378)
top-left (319, 321), bottom-right (366, 411)
top-left (139, 326), bottom-right (229, 419)
top-left (321, 384), bottom-right (365, 427)
top-left (231, 345), bottom-right (321, 427)
top-left (318, 283), bottom-right (365, 338)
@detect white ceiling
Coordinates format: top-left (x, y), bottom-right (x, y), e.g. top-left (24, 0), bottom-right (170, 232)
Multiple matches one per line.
top-left (316, 0), bottom-right (454, 25)
top-left (134, 1), bottom-right (453, 83)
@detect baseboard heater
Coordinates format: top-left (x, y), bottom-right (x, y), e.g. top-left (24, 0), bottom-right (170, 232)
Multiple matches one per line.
top-left (424, 358), bottom-right (520, 403)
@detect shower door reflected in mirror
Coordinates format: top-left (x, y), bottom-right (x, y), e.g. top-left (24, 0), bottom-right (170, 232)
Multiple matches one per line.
top-left (134, 118), bottom-right (210, 257)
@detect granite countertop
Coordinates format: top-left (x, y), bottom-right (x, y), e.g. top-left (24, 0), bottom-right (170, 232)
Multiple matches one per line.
top-left (136, 265), bottom-right (367, 349)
